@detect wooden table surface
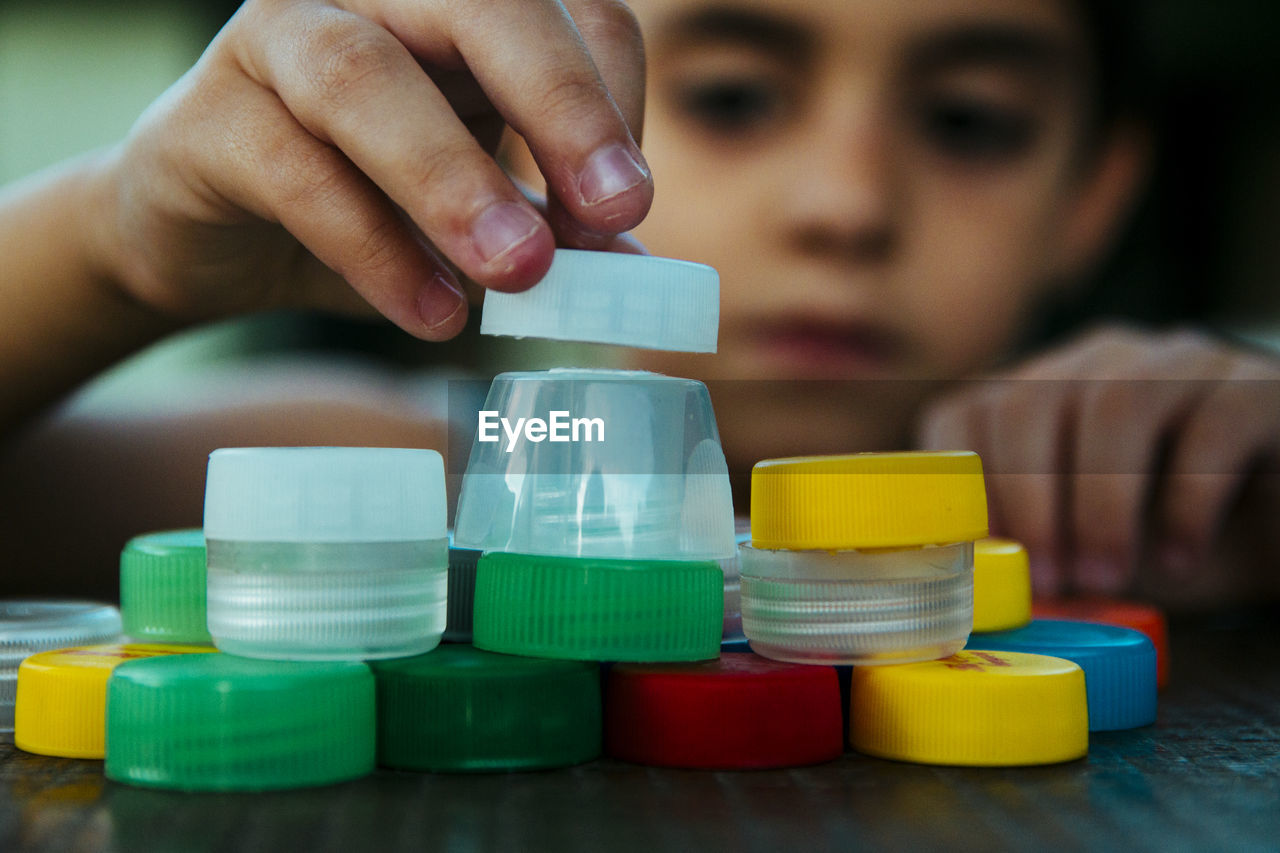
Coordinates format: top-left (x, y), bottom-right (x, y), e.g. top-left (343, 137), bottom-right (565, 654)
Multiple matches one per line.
top-left (3, 607), bottom-right (1279, 853)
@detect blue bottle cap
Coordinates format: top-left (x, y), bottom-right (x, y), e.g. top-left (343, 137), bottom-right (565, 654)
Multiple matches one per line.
top-left (966, 618), bottom-right (1156, 731)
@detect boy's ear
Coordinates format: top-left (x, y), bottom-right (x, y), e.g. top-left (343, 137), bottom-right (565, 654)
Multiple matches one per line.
top-left (1055, 121), bottom-right (1152, 283)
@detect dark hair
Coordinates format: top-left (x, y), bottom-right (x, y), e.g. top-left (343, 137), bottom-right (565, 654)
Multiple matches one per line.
top-left (1072, 0), bottom-right (1145, 132)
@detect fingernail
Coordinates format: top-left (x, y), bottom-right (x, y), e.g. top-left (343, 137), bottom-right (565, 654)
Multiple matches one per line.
top-left (472, 201), bottom-right (542, 268)
top-left (417, 273), bottom-right (465, 332)
top-left (1077, 553), bottom-right (1124, 594)
top-left (578, 143), bottom-right (649, 207)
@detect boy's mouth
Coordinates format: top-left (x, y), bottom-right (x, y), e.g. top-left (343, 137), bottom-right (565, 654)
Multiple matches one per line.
top-left (750, 318), bottom-right (902, 378)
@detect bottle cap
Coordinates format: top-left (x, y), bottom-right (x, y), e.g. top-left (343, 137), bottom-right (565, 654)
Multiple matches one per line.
top-left (750, 452), bottom-right (988, 550)
top-left (120, 529), bottom-right (211, 644)
top-left (850, 650), bottom-right (1088, 766)
top-left (14, 643), bottom-right (215, 758)
top-left (965, 619), bottom-right (1157, 730)
top-left (971, 538), bottom-right (1032, 633)
top-left (204, 446), bottom-right (446, 542)
top-left (720, 551), bottom-right (743, 642)
top-left (204, 447), bottom-right (449, 660)
top-left (453, 370), bottom-right (736, 562)
top-left (738, 542), bottom-right (972, 666)
top-left (605, 653), bottom-right (843, 769)
top-left (480, 249), bottom-right (719, 353)
top-left (1033, 597), bottom-right (1170, 688)
top-left (443, 537), bottom-right (481, 642)
top-left (105, 653), bottom-right (375, 791)
top-left (370, 645), bottom-right (600, 772)
top-left (473, 552), bottom-right (723, 662)
top-left (1, 600), bottom-right (122, 731)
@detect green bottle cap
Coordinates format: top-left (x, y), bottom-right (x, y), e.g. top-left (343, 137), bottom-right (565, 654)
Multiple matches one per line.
top-left (370, 645), bottom-right (600, 772)
top-left (105, 653), bottom-right (374, 791)
top-left (120, 530), bottom-right (211, 644)
top-left (473, 553), bottom-right (723, 661)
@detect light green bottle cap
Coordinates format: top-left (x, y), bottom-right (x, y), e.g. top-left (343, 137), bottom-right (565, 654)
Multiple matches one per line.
top-left (473, 553), bottom-right (723, 661)
top-left (105, 653), bottom-right (374, 791)
top-left (370, 645), bottom-right (600, 772)
top-left (120, 530), bottom-right (211, 644)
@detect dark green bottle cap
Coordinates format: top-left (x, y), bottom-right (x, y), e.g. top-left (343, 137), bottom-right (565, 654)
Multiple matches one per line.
top-left (119, 529), bottom-right (211, 644)
top-left (473, 553), bottom-right (723, 661)
top-left (370, 645), bottom-right (600, 772)
top-left (105, 653), bottom-right (374, 791)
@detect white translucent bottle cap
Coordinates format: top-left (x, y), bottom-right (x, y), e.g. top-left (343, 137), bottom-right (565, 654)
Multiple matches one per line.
top-left (1, 600), bottom-right (122, 731)
top-left (205, 447), bottom-right (446, 542)
top-left (739, 542), bottom-right (974, 665)
top-left (453, 370), bottom-right (736, 561)
top-left (480, 250), bottom-right (719, 353)
top-left (203, 447), bottom-right (449, 660)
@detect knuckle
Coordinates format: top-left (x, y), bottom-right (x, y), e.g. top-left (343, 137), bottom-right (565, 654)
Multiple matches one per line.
top-left (348, 212), bottom-right (409, 277)
top-left (268, 137), bottom-right (349, 209)
top-left (534, 69), bottom-right (612, 126)
top-left (1078, 377), bottom-right (1139, 425)
top-left (574, 0), bottom-right (644, 55)
top-left (305, 19), bottom-right (399, 107)
top-left (409, 142), bottom-right (490, 220)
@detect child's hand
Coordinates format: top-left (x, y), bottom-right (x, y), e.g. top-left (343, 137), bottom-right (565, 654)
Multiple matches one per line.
top-left (97, 0), bottom-right (651, 340)
top-left (917, 326), bottom-right (1280, 600)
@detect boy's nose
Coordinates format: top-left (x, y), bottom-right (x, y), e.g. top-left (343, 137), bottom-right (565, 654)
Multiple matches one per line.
top-left (778, 97), bottom-right (898, 264)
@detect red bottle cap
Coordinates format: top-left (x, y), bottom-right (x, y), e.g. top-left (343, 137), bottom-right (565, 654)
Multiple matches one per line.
top-left (1032, 597), bottom-right (1169, 689)
top-left (604, 653), bottom-right (843, 769)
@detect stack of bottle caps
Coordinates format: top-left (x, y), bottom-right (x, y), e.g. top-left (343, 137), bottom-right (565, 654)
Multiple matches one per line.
top-left (4, 250), bottom-right (1163, 782)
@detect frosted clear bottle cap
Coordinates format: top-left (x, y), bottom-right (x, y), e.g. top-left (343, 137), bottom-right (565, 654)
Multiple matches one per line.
top-left (480, 249), bottom-right (719, 353)
top-left (453, 369), bottom-right (736, 561)
top-left (204, 447), bottom-right (446, 542)
top-left (1, 600), bottom-right (122, 731)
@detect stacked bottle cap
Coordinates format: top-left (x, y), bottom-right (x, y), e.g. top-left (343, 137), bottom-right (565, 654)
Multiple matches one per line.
top-left (605, 653), bottom-right (843, 769)
top-left (203, 447), bottom-right (449, 661)
top-left (740, 452), bottom-right (988, 665)
top-left (443, 534), bottom-right (481, 643)
top-left (1034, 597), bottom-right (1170, 689)
top-left (119, 529), bottom-right (211, 644)
top-left (371, 645), bottom-right (600, 772)
top-left (850, 650), bottom-right (1088, 766)
top-left (971, 538), bottom-right (1033, 633)
top-left (966, 619), bottom-right (1158, 730)
top-left (480, 249), bottom-right (720, 353)
top-left (721, 544), bottom-right (744, 642)
top-left (14, 643), bottom-right (215, 758)
top-left (105, 653), bottom-right (375, 791)
top-left (1, 600), bottom-right (122, 732)
top-left (455, 368), bottom-right (734, 661)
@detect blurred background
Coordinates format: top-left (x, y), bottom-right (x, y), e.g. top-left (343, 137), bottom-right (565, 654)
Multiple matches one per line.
top-left (1, 0), bottom-right (1278, 599)
top-left (2, 0), bottom-right (1278, 344)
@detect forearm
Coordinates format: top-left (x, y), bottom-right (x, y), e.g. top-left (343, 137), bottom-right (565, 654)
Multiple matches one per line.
top-left (0, 150), bottom-right (179, 433)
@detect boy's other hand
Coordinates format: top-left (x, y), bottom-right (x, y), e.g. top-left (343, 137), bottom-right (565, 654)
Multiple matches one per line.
top-left (94, 0), bottom-right (651, 341)
top-left (917, 326), bottom-right (1280, 603)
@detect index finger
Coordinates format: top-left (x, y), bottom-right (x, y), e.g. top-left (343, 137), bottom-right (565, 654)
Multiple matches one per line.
top-left (351, 0), bottom-right (652, 234)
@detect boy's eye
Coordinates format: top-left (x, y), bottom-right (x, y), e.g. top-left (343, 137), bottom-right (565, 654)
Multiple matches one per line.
top-left (919, 95), bottom-right (1036, 161)
top-left (673, 77), bottom-right (789, 135)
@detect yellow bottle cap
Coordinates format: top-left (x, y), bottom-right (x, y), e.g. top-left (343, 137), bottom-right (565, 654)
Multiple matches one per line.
top-left (14, 643), bottom-right (215, 758)
top-left (850, 650), bottom-right (1088, 766)
top-left (750, 452), bottom-right (988, 550)
top-left (972, 538), bottom-right (1033, 632)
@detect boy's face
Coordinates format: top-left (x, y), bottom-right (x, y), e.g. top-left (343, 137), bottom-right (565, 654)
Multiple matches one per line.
top-left (618, 0), bottom-right (1121, 461)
